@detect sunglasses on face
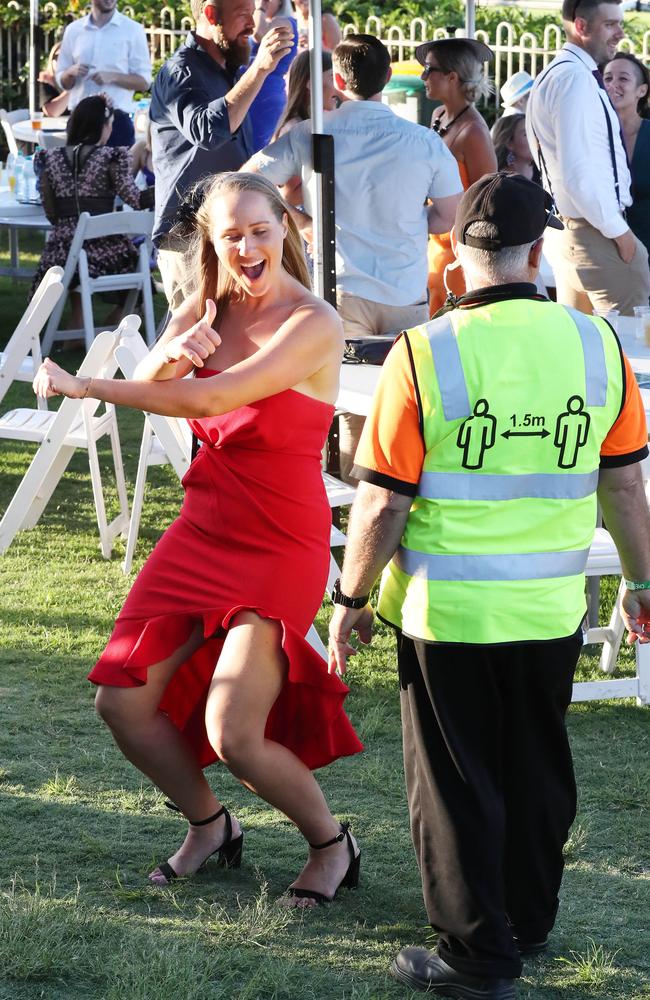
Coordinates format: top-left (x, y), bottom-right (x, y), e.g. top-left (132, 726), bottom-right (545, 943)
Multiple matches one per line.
top-left (422, 64), bottom-right (446, 79)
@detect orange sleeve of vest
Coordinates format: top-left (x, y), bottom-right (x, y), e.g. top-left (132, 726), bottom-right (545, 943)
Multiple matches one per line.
top-left (600, 352), bottom-right (649, 465)
top-left (351, 334), bottom-right (425, 496)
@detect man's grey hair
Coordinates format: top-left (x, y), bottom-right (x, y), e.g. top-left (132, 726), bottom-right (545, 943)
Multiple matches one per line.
top-left (455, 221), bottom-right (536, 283)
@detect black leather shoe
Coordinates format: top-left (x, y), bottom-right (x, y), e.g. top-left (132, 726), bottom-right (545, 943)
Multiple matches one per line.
top-left (513, 936), bottom-right (548, 956)
top-left (390, 948), bottom-right (516, 999)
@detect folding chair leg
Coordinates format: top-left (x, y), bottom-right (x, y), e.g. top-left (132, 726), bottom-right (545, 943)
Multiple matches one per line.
top-left (106, 406), bottom-right (129, 529)
top-left (327, 551), bottom-right (341, 596)
top-left (637, 641), bottom-right (650, 706)
top-left (21, 446), bottom-right (76, 529)
top-left (10, 228), bottom-right (19, 273)
top-left (599, 579), bottom-right (626, 675)
top-left (141, 269), bottom-right (156, 346)
top-left (122, 419), bottom-right (153, 574)
top-left (306, 623), bottom-right (327, 661)
top-left (42, 291), bottom-right (68, 356)
top-left (85, 430), bottom-right (114, 558)
top-left (80, 281), bottom-right (95, 352)
top-left (123, 288), bottom-right (139, 316)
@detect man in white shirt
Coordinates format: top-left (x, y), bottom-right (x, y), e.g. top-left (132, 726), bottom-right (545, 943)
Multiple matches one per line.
top-left (527, 0), bottom-right (650, 315)
top-left (246, 34), bottom-right (463, 479)
top-left (56, 0), bottom-right (152, 147)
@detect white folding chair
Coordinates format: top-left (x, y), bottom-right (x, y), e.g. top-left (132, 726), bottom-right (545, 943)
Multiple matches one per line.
top-left (0, 266), bottom-right (64, 410)
top-left (0, 318), bottom-right (135, 558)
top-left (0, 108), bottom-right (29, 158)
top-left (41, 210), bottom-right (156, 355)
top-left (113, 325), bottom-right (192, 574)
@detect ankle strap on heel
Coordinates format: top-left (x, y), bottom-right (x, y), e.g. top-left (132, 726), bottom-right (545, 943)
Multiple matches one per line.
top-left (309, 821), bottom-right (351, 851)
top-left (165, 800), bottom-right (230, 835)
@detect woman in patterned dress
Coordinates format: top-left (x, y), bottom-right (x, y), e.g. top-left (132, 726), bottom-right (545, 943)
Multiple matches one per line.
top-left (31, 94), bottom-right (153, 299)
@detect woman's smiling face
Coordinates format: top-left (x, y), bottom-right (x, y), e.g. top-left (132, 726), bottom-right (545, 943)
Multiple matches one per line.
top-left (211, 189), bottom-right (288, 296)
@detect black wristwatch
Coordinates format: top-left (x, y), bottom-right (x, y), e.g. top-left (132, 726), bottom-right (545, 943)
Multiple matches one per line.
top-left (331, 578), bottom-right (369, 609)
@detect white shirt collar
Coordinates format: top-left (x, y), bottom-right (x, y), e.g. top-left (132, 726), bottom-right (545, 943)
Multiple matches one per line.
top-left (562, 41), bottom-right (598, 72)
top-left (83, 9), bottom-right (124, 30)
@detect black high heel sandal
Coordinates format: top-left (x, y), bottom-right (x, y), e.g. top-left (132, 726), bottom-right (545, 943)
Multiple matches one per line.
top-left (152, 804), bottom-right (244, 884)
top-left (287, 822), bottom-right (360, 905)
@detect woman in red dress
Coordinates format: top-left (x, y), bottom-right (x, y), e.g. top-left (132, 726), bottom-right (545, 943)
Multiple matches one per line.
top-left (34, 172), bottom-right (362, 906)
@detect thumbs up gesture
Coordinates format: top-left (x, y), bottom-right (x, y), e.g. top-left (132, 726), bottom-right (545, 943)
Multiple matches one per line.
top-left (162, 299), bottom-right (221, 369)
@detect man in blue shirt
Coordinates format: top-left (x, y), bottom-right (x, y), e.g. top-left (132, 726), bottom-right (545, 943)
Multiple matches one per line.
top-left (151, 0), bottom-right (294, 308)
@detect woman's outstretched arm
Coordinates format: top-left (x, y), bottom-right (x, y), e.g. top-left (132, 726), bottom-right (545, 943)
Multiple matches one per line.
top-left (34, 298), bottom-right (343, 417)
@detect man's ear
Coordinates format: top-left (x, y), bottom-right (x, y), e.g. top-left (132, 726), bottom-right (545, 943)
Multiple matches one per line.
top-left (333, 71), bottom-right (347, 92)
top-left (204, 2), bottom-right (218, 26)
top-left (385, 65), bottom-right (392, 85)
top-left (529, 236), bottom-right (544, 269)
top-left (450, 227), bottom-right (459, 258)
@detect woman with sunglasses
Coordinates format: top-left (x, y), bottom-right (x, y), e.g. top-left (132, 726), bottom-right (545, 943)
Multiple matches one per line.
top-left (416, 39), bottom-right (497, 315)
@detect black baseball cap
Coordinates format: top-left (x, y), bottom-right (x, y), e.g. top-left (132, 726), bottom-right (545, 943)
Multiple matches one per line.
top-left (455, 172), bottom-right (564, 249)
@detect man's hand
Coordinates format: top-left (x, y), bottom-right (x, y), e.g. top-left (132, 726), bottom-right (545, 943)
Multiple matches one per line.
top-left (613, 228), bottom-right (636, 263)
top-left (89, 69), bottom-right (116, 86)
top-left (328, 603), bottom-right (374, 676)
top-left (253, 21), bottom-right (295, 73)
top-left (63, 62), bottom-right (92, 83)
top-left (621, 589), bottom-right (650, 644)
top-left (162, 299), bottom-right (221, 368)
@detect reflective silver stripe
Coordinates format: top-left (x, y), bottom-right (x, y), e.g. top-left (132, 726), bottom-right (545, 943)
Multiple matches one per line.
top-left (426, 317), bottom-right (471, 420)
top-left (565, 306), bottom-right (608, 407)
top-left (394, 546), bottom-right (590, 581)
top-left (418, 470), bottom-right (599, 501)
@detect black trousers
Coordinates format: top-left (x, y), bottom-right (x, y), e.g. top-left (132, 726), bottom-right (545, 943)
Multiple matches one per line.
top-left (397, 628), bottom-right (582, 980)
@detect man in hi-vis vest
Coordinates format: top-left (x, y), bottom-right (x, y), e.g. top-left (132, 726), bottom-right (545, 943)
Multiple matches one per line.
top-left (328, 173), bottom-right (650, 1000)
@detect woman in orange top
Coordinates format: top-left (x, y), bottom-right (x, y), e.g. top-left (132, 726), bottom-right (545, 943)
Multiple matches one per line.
top-left (416, 39), bottom-right (497, 315)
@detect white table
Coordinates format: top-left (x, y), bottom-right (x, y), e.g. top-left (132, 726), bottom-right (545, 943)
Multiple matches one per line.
top-left (335, 317), bottom-right (650, 417)
top-left (12, 118), bottom-right (68, 147)
top-left (0, 191), bottom-right (49, 279)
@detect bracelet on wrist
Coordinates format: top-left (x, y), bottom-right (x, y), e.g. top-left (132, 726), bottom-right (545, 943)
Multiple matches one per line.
top-left (624, 579), bottom-right (650, 591)
top-left (81, 377), bottom-right (94, 399)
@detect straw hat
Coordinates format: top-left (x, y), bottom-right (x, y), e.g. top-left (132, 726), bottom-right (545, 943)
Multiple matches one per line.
top-left (500, 71), bottom-right (533, 108)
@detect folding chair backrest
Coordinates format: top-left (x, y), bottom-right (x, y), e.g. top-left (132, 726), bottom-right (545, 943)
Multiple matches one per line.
top-left (0, 266), bottom-right (64, 406)
top-left (80, 209), bottom-right (154, 242)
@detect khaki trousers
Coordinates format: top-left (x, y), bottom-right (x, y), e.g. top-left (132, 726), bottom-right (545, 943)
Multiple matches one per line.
top-left (337, 290), bottom-right (429, 483)
top-left (543, 219), bottom-right (650, 317)
top-left (157, 247), bottom-right (197, 312)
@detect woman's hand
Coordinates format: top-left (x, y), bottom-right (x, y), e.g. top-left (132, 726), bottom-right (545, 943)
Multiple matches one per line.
top-left (162, 299), bottom-right (221, 368)
top-left (33, 358), bottom-right (88, 399)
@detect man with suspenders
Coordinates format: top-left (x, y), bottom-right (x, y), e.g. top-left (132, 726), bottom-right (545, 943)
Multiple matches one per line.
top-left (328, 174), bottom-right (650, 998)
top-left (526, 0), bottom-right (650, 315)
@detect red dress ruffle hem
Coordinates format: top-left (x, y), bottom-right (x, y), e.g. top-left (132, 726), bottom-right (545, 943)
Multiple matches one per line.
top-left (89, 372), bottom-right (363, 770)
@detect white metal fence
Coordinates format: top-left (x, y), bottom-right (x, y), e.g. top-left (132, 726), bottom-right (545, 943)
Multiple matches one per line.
top-left (3, 4), bottom-right (650, 112)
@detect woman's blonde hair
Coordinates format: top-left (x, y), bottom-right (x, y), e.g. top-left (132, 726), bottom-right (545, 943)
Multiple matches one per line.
top-left (435, 40), bottom-right (493, 104)
top-left (191, 172), bottom-right (311, 324)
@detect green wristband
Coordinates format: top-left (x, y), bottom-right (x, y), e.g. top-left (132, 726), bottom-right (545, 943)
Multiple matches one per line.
top-left (623, 579), bottom-right (650, 591)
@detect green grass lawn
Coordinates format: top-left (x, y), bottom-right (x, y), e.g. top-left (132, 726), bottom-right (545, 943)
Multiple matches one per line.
top-left (0, 238), bottom-right (649, 1000)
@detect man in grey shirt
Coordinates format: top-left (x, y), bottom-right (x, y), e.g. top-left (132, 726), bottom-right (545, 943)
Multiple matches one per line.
top-left (151, 0), bottom-right (294, 309)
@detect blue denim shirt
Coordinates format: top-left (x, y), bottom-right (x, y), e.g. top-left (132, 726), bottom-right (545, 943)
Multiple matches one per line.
top-left (150, 33), bottom-right (253, 246)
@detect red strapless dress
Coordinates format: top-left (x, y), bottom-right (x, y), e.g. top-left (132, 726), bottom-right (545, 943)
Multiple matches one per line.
top-left (88, 371), bottom-right (363, 770)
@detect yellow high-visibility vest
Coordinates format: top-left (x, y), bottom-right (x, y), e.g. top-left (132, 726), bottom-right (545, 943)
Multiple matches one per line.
top-left (378, 300), bottom-right (624, 644)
